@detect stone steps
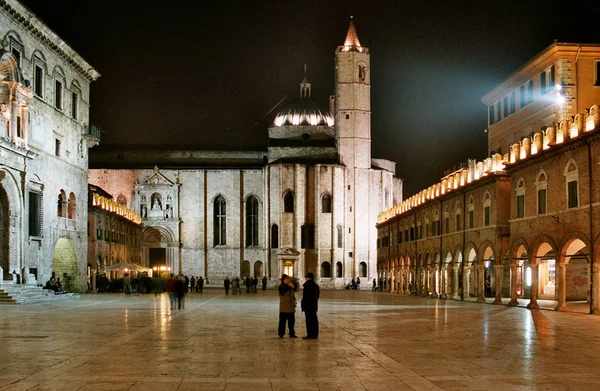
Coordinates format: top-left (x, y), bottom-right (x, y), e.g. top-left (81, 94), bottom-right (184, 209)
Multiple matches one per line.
top-left (0, 285), bottom-right (79, 305)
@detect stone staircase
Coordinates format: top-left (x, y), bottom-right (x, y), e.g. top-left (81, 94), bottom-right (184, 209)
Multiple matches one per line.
top-left (0, 284), bottom-right (79, 305)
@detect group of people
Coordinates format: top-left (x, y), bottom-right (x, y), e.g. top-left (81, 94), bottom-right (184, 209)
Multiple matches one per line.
top-left (189, 276), bottom-right (205, 293)
top-left (223, 275), bottom-right (268, 295)
top-left (278, 272), bottom-right (320, 340)
top-left (44, 277), bottom-right (67, 294)
top-left (165, 274), bottom-right (187, 309)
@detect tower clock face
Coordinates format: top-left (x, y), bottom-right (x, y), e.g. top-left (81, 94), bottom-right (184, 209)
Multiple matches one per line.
top-left (358, 64), bottom-right (367, 82)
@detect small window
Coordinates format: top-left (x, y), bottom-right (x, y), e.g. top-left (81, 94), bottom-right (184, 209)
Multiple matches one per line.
top-left (10, 45), bottom-right (21, 67)
top-left (484, 206), bottom-right (491, 226)
top-left (321, 262), bottom-right (331, 278)
top-left (283, 192), bottom-right (294, 213)
top-left (445, 217), bottom-right (450, 233)
top-left (540, 65), bottom-right (555, 95)
top-left (537, 189), bottom-right (547, 214)
top-left (271, 224), bottom-right (279, 248)
top-left (488, 105), bottom-right (496, 125)
top-left (214, 195), bottom-right (226, 246)
top-left (34, 64), bottom-right (44, 97)
top-left (16, 115), bottom-right (21, 138)
top-left (455, 214), bottom-right (461, 231)
top-left (55, 80), bottom-right (63, 110)
top-left (321, 193), bottom-right (332, 213)
top-left (468, 210), bottom-right (474, 229)
top-left (567, 181), bottom-right (578, 208)
top-left (517, 195), bottom-right (525, 218)
top-left (55, 139), bottom-right (61, 157)
top-left (71, 90), bottom-right (79, 119)
top-left (337, 226), bottom-right (343, 248)
top-left (28, 192), bottom-right (43, 237)
top-left (345, 114), bottom-right (350, 119)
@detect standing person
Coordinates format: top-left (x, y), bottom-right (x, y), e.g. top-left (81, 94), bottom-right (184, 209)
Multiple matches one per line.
top-left (166, 274), bottom-right (177, 309)
top-left (123, 273), bottom-right (132, 295)
top-left (224, 277), bottom-right (230, 295)
top-left (262, 275), bottom-right (268, 291)
top-left (245, 276), bottom-right (251, 293)
top-left (278, 274), bottom-right (297, 338)
top-left (176, 274), bottom-right (186, 309)
top-left (232, 276), bottom-right (239, 295)
top-left (301, 272), bottom-right (320, 339)
top-left (372, 278), bottom-right (377, 292)
top-left (190, 276), bottom-right (196, 294)
top-left (198, 276), bottom-right (204, 293)
top-left (356, 277), bottom-right (361, 290)
top-left (252, 276), bottom-right (258, 293)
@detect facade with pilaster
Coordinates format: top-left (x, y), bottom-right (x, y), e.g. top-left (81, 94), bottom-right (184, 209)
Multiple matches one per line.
top-left (89, 19), bottom-right (402, 289)
top-left (0, 0), bottom-right (99, 291)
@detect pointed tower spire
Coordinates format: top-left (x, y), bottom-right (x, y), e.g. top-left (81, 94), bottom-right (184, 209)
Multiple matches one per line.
top-left (300, 64), bottom-right (311, 98)
top-left (340, 16), bottom-right (365, 52)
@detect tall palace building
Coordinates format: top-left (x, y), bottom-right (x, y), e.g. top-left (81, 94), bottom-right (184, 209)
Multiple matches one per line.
top-left (89, 18), bottom-right (402, 289)
top-left (377, 42), bottom-right (600, 313)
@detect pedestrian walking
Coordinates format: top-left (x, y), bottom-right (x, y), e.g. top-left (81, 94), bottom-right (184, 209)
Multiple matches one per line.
top-left (252, 276), bottom-right (258, 293)
top-left (166, 274), bottom-right (177, 309)
top-left (262, 275), bottom-right (267, 291)
top-left (278, 274), bottom-right (297, 338)
top-left (224, 277), bottom-right (230, 295)
top-left (198, 276), bottom-right (204, 293)
top-left (356, 277), bottom-right (361, 290)
top-left (232, 276), bottom-right (239, 295)
top-left (176, 274), bottom-right (186, 309)
top-left (301, 272), bottom-right (320, 339)
top-left (246, 276), bottom-right (251, 293)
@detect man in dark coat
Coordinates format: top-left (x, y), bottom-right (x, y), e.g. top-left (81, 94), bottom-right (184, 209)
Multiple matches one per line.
top-left (301, 272), bottom-right (320, 339)
top-left (224, 277), bottom-right (230, 295)
top-left (262, 275), bottom-right (268, 291)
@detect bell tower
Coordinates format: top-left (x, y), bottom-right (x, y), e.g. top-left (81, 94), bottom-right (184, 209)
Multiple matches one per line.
top-left (335, 16), bottom-right (371, 169)
top-left (335, 17), bottom-right (372, 278)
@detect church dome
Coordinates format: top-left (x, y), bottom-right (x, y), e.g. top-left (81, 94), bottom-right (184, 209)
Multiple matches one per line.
top-left (273, 72), bottom-right (334, 127)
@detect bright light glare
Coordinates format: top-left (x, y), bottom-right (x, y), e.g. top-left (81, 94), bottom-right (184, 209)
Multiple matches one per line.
top-left (525, 266), bottom-right (532, 287)
top-left (555, 84), bottom-right (562, 91)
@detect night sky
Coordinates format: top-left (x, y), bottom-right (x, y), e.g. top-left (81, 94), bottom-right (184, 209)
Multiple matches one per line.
top-left (19, 0), bottom-right (600, 197)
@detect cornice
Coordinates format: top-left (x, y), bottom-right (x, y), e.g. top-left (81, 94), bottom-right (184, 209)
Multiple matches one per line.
top-left (0, 0), bottom-right (100, 81)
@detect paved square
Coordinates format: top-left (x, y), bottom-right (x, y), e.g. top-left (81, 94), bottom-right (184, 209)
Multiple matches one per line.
top-left (1, 290), bottom-right (600, 390)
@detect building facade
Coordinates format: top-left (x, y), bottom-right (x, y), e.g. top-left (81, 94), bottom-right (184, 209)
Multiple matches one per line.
top-left (89, 20), bottom-right (402, 289)
top-left (377, 42), bottom-right (600, 313)
top-left (0, 0), bottom-right (99, 291)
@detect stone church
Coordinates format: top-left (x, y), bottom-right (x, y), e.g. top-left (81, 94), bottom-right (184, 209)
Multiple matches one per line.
top-left (89, 19), bottom-right (402, 288)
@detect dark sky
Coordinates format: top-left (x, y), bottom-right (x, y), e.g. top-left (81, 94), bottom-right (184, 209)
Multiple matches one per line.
top-left (20, 0), bottom-right (600, 197)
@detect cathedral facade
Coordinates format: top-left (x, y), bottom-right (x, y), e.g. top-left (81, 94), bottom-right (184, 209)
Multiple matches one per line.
top-left (89, 20), bottom-right (402, 289)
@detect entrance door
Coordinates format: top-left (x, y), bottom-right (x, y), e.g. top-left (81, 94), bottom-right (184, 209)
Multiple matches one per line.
top-left (149, 248), bottom-right (166, 270)
top-left (283, 260), bottom-right (294, 277)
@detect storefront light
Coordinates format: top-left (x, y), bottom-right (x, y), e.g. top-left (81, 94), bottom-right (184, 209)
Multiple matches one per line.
top-left (525, 266), bottom-right (532, 287)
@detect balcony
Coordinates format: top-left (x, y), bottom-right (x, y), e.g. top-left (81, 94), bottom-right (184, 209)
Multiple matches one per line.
top-left (57, 217), bottom-right (76, 231)
top-left (86, 123), bottom-right (102, 148)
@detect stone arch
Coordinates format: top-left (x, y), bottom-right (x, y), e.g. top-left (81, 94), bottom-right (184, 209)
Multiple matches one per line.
top-left (142, 225), bottom-right (177, 272)
top-left (0, 51), bottom-right (21, 83)
top-left (336, 261), bottom-right (342, 278)
top-left (321, 261), bottom-right (331, 278)
top-left (52, 236), bottom-right (79, 292)
top-left (530, 236), bottom-right (559, 301)
top-left (68, 192), bottom-right (76, 220)
top-left (559, 234), bottom-right (590, 308)
top-left (0, 170), bottom-right (21, 281)
top-left (510, 237), bottom-right (530, 264)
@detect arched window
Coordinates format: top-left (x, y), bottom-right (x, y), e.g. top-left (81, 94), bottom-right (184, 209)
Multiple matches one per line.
top-left (467, 196), bottom-right (475, 229)
top-left (271, 224), bottom-right (279, 248)
top-left (213, 195), bottom-right (226, 246)
top-left (68, 192), bottom-right (76, 220)
top-left (564, 161), bottom-right (579, 209)
top-left (443, 206), bottom-right (450, 233)
top-left (336, 262), bottom-right (343, 277)
top-left (245, 196), bottom-right (259, 247)
top-left (516, 178), bottom-right (525, 218)
top-left (321, 262), bottom-right (331, 278)
top-left (254, 261), bottom-right (263, 277)
top-left (483, 192), bottom-right (491, 226)
top-left (359, 262), bottom-right (367, 277)
top-left (536, 171), bottom-right (547, 214)
top-left (241, 260), bottom-right (250, 277)
top-left (321, 193), bottom-right (332, 213)
top-left (57, 190), bottom-right (66, 217)
top-left (283, 191), bottom-right (294, 213)
top-left (454, 201), bottom-right (462, 231)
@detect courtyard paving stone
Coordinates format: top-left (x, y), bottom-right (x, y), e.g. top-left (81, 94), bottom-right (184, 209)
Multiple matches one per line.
top-left (1, 289), bottom-right (600, 390)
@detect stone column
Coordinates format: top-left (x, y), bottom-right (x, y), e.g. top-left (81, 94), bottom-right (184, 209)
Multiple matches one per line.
top-left (432, 266), bottom-right (439, 298)
top-left (527, 264), bottom-right (540, 309)
top-left (508, 264), bottom-right (520, 306)
top-left (556, 263), bottom-right (568, 311)
top-left (592, 263), bottom-right (600, 314)
top-left (399, 267), bottom-right (405, 294)
top-left (440, 265), bottom-right (448, 299)
top-left (463, 266), bottom-right (471, 300)
top-left (452, 264), bottom-right (460, 300)
top-left (476, 264), bottom-right (486, 303)
top-left (493, 265), bottom-right (504, 304)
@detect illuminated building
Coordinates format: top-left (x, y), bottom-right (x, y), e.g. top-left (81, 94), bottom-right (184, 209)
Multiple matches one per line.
top-left (89, 18), bottom-right (402, 289)
top-left (376, 42), bottom-right (600, 312)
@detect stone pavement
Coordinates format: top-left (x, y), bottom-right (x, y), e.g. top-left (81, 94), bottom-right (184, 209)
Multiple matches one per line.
top-left (1, 289), bottom-right (600, 390)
